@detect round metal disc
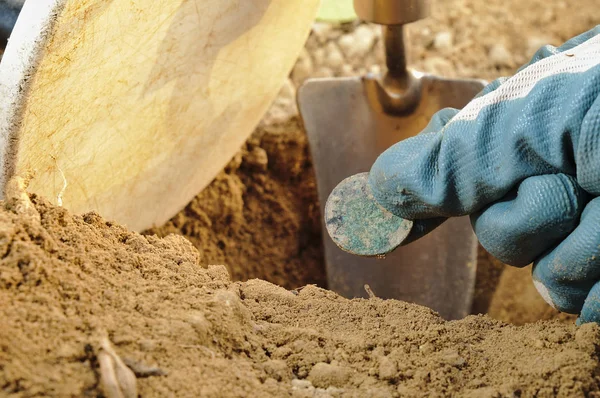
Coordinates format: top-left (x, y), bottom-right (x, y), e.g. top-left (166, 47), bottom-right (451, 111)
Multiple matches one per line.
top-left (324, 172), bottom-right (413, 257)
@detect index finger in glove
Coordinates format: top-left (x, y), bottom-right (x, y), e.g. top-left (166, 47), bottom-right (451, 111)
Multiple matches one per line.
top-left (531, 197), bottom-right (600, 317)
top-left (368, 30), bottom-right (600, 221)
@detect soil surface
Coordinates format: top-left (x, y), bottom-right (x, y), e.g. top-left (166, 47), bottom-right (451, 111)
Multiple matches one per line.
top-left (2, 190), bottom-right (600, 397)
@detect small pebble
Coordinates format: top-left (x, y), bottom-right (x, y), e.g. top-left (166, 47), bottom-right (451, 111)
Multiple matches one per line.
top-left (433, 31), bottom-right (453, 52)
top-left (278, 79), bottom-right (296, 103)
top-left (292, 379), bottom-right (314, 390)
top-left (326, 386), bottom-right (345, 397)
top-left (352, 25), bottom-right (378, 58)
top-left (338, 25), bottom-right (377, 60)
top-left (186, 312), bottom-right (211, 338)
top-left (312, 23), bottom-right (333, 44)
top-left (244, 147), bottom-right (269, 171)
top-left (337, 33), bottom-right (355, 59)
top-left (308, 362), bottom-right (351, 388)
top-left (441, 351), bottom-right (466, 367)
top-left (314, 389), bottom-right (334, 398)
top-left (312, 47), bottom-right (327, 67)
top-left (324, 42), bottom-right (345, 72)
top-left (138, 339), bottom-right (157, 352)
top-left (292, 48), bottom-right (314, 84)
top-left (488, 44), bottom-right (513, 67)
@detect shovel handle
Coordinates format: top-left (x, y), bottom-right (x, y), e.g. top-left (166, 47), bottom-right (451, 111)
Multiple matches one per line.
top-left (353, 0), bottom-right (430, 26)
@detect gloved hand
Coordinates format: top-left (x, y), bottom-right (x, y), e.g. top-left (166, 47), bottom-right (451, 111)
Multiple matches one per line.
top-left (367, 26), bottom-right (600, 324)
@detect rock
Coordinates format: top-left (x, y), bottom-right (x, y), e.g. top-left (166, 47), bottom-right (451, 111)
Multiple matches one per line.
top-left (291, 379), bottom-right (314, 390)
top-left (278, 78), bottom-right (296, 103)
top-left (308, 362), bottom-right (352, 389)
top-left (419, 27), bottom-right (433, 46)
top-left (337, 33), bottom-right (356, 59)
top-left (338, 25), bottom-right (377, 60)
top-left (441, 351), bottom-right (466, 367)
top-left (262, 79), bottom-right (298, 125)
top-left (186, 311), bottom-right (212, 340)
top-left (488, 44), bottom-right (513, 67)
top-left (324, 42), bottom-right (345, 72)
top-left (326, 387), bottom-right (345, 397)
top-left (352, 25), bottom-right (378, 58)
top-left (314, 388), bottom-right (334, 398)
top-left (262, 108), bottom-right (292, 126)
top-left (292, 48), bottom-right (314, 85)
top-left (312, 47), bottom-right (327, 67)
top-left (463, 387), bottom-right (502, 398)
top-left (312, 23), bottom-right (333, 44)
top-left (244, 147), bottom-right (269, 171)
top-left (212, 290), bottom-right (252, 323)
top-left (433, 31), bottom-right (453, 52)
top-left (138, 339), bottom-right (157, 352)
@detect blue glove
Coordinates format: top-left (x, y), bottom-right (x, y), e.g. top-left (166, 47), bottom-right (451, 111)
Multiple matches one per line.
top-left (367, 26), bottom-right (600, 324)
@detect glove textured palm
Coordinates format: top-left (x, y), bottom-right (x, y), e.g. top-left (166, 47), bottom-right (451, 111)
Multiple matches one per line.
top-left (367, 26), bottom-right (600, 324)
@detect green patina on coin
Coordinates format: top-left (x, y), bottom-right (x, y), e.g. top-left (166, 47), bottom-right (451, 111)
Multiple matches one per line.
top-left (324, 172), bottom-right (413, 257)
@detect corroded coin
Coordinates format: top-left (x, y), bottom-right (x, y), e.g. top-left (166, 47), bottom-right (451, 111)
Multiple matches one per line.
top-left (324, 172), bottom-right (413, 257)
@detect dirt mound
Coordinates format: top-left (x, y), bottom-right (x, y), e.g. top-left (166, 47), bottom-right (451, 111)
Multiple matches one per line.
top-left (2, 188), bottom-right (600, 397)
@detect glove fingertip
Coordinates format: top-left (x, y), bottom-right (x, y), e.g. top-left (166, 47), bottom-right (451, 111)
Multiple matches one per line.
top-left (578, 283), bottom-right (600, 325)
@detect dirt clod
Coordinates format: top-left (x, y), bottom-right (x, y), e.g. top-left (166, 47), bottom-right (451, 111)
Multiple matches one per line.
top-left (307, 363), bottom-right (352, 389)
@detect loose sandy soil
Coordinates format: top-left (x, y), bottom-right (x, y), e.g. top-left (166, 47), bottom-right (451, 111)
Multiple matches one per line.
top-left (3, 0), bottom-right (600, 396)
top-left (2, 190), bottom-right (600, 397)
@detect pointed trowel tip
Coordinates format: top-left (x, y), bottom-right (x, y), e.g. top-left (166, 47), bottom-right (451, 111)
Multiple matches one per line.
top-left (324, 172), bottom-right (413, 257)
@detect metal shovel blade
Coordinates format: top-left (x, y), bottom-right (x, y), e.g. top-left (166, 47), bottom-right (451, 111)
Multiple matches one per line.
top-left (298, 73), bottom-right (486, 320)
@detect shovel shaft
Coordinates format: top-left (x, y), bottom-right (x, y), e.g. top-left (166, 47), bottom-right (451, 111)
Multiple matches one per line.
top-left (383, 25), bottom-right (409, 89)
